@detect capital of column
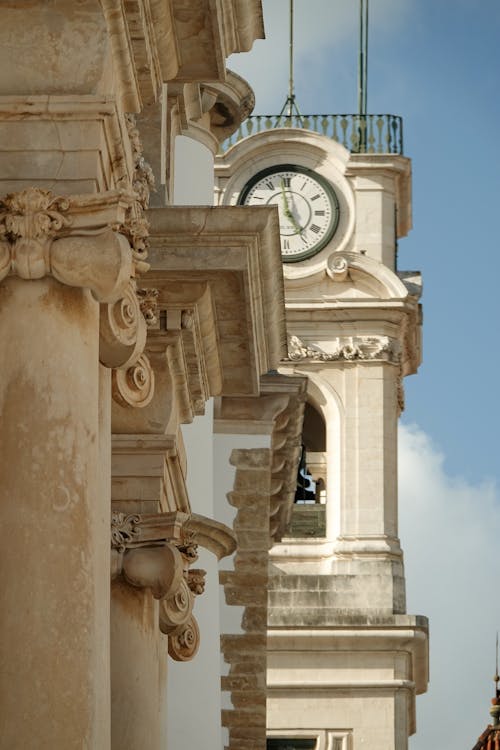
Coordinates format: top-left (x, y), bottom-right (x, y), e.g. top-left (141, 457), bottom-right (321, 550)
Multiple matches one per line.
top-left (110, 510), bottom-right (235, 662)
top-left (0, 187), bottom-right (137, 300)
top-left (0, 187), bottom-right (157, 405)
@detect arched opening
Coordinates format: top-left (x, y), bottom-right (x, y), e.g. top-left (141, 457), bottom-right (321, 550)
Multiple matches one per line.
top-left (288, 401), bottom-right (327, 538)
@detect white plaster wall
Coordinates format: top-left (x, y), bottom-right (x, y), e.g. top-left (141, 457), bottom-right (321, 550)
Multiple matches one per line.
top-left (167, 134), bottom-right (222, 750)
top-left (168, 400), bottom-right (224, 750)
top-left (173, 135), bottom-right (214, 205)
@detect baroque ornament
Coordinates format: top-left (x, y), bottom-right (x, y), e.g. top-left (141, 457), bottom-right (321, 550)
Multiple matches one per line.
top-left (0, 188), bottom-right (70, 280)
top-left (111, 512), bottom-right (141, 552)
top-left (0, 187), bottom-right (135, 303)
top-left (124, 113), bottom-right (155, 211)
top-left (286, 334), bottom-right (400, 363)
top-left (116, 216), bottom-right (150, 274)
top-left (137, 287), bottom-right (160, 327)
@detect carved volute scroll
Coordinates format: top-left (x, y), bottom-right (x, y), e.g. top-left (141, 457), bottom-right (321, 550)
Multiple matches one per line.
top-left (99, 282), bottom-right (147, 369)
top-left (159, 578), bottom-right (194, 634)
top-left (111, 354), bottom-right (155, 409)
top-left (167, 615), bottom-right (200, 662)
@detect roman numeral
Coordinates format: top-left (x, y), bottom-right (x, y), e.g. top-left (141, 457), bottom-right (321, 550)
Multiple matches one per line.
top-left (310, 224), bottom-right (321, 234)
top-left (265, 180), bottom-right (274, 190)
top-left (283, 239), bottom-right (290, 249)
top-left (311, 194), bottom-right (320, 201)
top-left (282, 177), bottom-right (291, 187)
top-left (314, 210), bottom-right (325, 216)
top-left (300, 181), bottom-right (307, 191)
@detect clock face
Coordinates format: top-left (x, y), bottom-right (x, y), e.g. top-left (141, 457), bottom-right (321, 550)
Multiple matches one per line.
top-left (238, 164), bottom-right (340, 262)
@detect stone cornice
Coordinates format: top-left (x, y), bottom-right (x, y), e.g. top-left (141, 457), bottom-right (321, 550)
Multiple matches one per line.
top-left (267, 620), bottom-right (429, 697)
top-left (146, 205), bottom-right (286, 397)
top-left (164, 0), bottom-right (264, 84)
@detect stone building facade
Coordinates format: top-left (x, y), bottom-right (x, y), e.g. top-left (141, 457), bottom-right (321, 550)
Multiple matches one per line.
top-left (0, 2), bottom-right (427, 750)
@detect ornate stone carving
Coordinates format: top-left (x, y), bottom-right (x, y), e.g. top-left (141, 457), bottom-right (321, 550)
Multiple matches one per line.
top-left (100, 281), bottom-right (147, 369)
top-left (159, 578), bottom-right (194, 634)
top-left (125, 114), bottom-right (155, 211)
top-left (187, 568), bottom-right (207, 596)
top-left (177, 527), bottom-right (199, 564)
top-left (111, 512), bottom-right (141, 551)
top-left (110, 510), bottom-right (235, 662)
top-left (137, 287), bottom-right (159, 326)
top-left (117, 216), bottom-right (150, 274)
top-left (167, 615), bottom-right (200, 662)
top-left (112, 353), bottom-right (155, 409)
top-left (0, 188), bottom-right (70, 280)
top-left (0, 188), bottom-right (135, 304)
top-left (286, 334), bottom-right (400, 364)
top-left (327, 253), bottom-right (349, 282)
top-left (122, 545), bottom-right (185, 600)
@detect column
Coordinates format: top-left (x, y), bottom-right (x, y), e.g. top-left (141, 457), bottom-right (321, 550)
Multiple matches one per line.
top-left (0, 187), bottom-right (137, 749)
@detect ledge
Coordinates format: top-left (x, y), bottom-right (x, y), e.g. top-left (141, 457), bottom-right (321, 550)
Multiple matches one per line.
top-left (145, 205), bottom-right (286, 397)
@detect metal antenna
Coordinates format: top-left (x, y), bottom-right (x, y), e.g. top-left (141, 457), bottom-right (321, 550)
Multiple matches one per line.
top-left (278, 0), bottom-right (303, 122)
top-left (357, 0), bottom-right (369, 116)
top-left (495, 632), bottom-right (500, 698)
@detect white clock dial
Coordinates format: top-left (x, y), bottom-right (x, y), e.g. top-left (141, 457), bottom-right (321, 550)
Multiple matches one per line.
top-left (238, 165), bottom-right (340, 262)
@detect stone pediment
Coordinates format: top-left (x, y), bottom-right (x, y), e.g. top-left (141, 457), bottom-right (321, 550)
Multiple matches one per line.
top-left (285, 251), bottom-right (419, 304)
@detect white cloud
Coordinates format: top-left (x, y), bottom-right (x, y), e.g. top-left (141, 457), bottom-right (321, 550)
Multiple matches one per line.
top-left (399, 423), bottom-right (500, 749)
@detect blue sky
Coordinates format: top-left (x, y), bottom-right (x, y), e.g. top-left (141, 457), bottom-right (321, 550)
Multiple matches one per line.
top-left (229, 1), bottom-right (500, 746)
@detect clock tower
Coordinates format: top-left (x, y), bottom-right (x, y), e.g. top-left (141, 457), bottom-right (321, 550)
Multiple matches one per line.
top-left (215, 113), bottom-right (428, 749)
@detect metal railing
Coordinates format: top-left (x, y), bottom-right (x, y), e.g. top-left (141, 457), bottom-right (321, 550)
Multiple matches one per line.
top-left (220, 113), bottom-right (403, 155)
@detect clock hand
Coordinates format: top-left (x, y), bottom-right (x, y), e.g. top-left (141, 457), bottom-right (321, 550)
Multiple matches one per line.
top-left (280, 179), bottom-right (304, 234)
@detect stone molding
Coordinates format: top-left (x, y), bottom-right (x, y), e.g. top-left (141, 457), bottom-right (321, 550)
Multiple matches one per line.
top-left (111, 510), bottom-right (235, 662)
